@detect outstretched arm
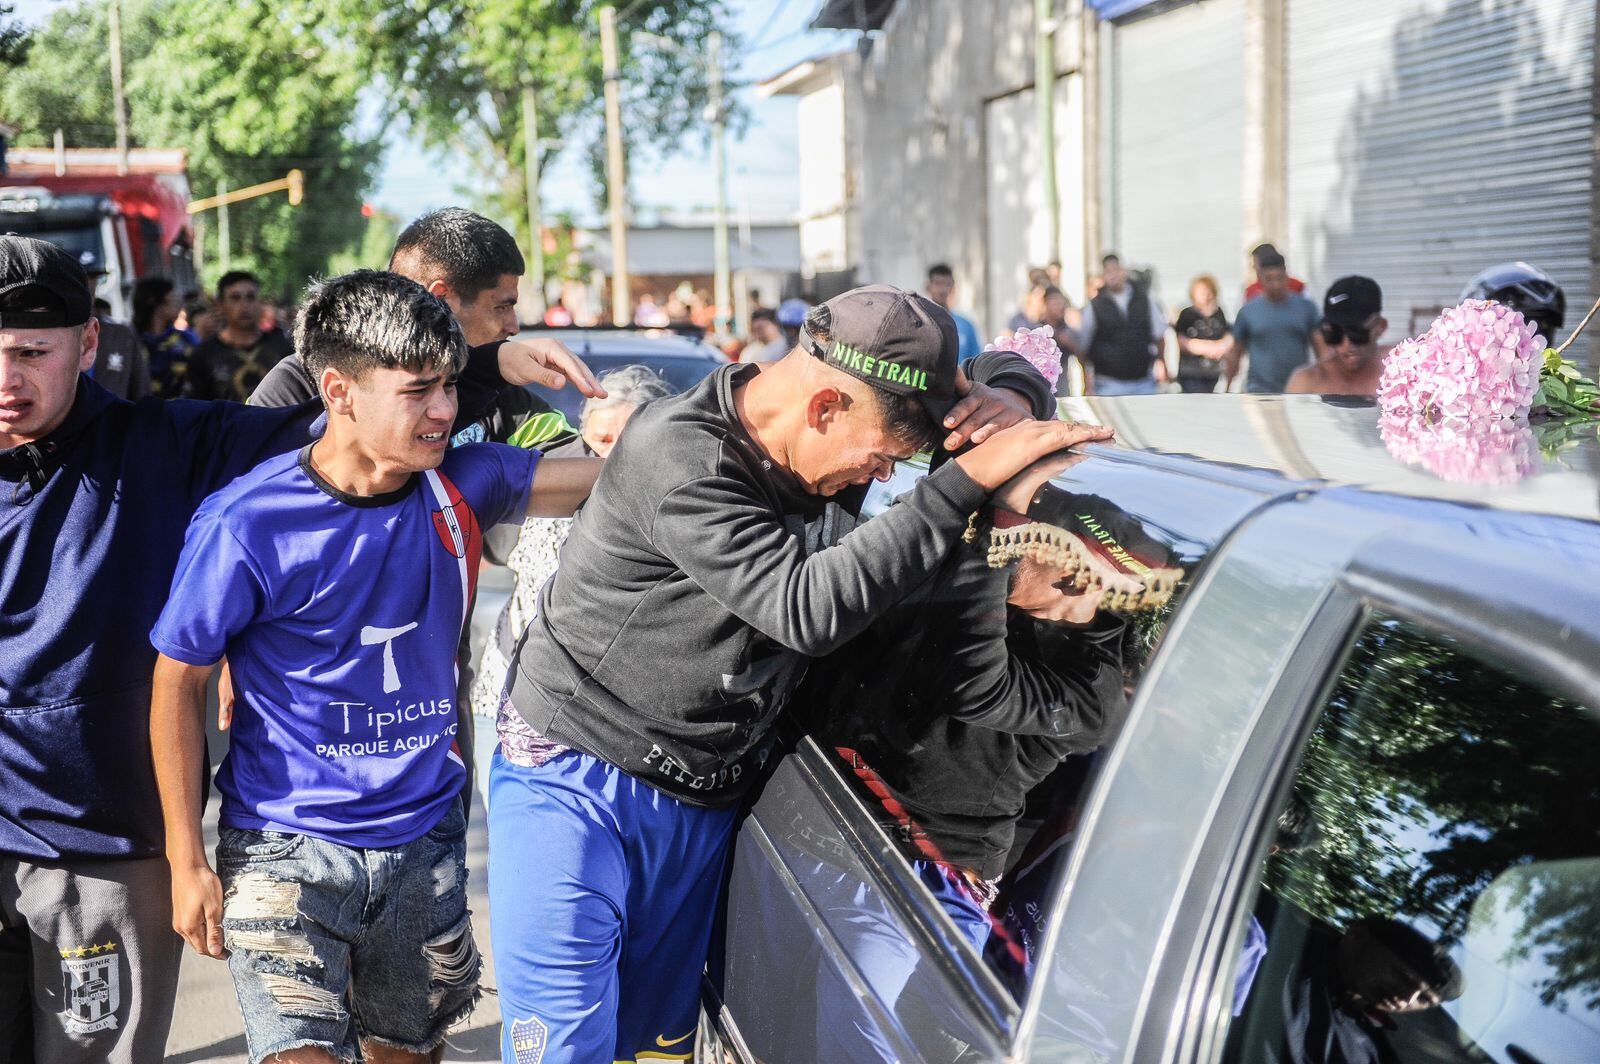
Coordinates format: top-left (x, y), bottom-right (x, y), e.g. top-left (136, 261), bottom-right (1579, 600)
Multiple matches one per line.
top-left (525, 456), bottom-right (604, 517)
top-left (652, 420), bottom-right (1115, 657)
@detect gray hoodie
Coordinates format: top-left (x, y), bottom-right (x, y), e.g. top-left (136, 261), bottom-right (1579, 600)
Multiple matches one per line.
top-left (505, 361), bottom-right (1000, 806)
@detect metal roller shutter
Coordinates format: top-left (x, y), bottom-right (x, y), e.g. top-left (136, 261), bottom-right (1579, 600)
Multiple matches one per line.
top-left (983, 75), bottom-right (1085, 336)
top-left (1109, 0), bottom-right (1248, 315)
top-left (1286, 0), bottom-right (1596, 344)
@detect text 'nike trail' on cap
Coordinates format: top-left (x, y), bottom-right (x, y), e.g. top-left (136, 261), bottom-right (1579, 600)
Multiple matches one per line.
top-left (799, 283), bottom-right (961, 425)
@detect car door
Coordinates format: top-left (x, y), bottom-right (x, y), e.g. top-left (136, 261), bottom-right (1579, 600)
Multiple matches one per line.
top-left (1034, 489), bottom-right (1600, 1063)
top-left (710, 445), bottom-right (1298, 1063)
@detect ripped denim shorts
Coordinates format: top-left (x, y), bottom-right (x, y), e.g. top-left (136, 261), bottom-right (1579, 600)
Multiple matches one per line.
top-left (216, 800), bottom-right (480, 1064)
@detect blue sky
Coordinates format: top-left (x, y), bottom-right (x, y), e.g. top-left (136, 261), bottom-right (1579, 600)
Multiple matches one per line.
top-left (10, 0), bottom-right (845, 225)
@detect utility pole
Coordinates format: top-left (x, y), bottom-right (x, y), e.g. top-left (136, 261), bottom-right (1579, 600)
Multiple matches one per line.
top-left (710, 30), bottom-right (730, 337)
top-left (108, 0), bottom-right (130, 176)
top-left (1035, 0), bottom-right (1059, 264)
top-left (599, 5), bottom-right (630, 326)
top-left (217, 179), bottom-right (230, 275)
top-left (186, 170), bottom-right (305, 280)
top-left (521, 83), bottom-right (547, 321)
top-left (1081, 3), bottom-right (1101, 297)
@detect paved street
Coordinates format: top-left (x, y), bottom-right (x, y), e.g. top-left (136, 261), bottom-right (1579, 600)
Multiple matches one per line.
top-left (164, 571), bottom-right (514, 1062)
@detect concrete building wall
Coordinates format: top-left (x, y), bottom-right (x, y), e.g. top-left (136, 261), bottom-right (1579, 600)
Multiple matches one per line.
top-left (841, 0), bottom-right (1081, 335)
top-left (795, 80), bottom-right (851, 271)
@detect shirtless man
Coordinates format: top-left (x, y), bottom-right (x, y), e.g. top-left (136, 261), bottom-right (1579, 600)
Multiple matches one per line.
top-left (1286, 276), bottom-right (1387, 397)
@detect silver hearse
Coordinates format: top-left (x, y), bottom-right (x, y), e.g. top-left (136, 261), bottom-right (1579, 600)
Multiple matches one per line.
top-left (703, 394), bottom-right (1600, 1064)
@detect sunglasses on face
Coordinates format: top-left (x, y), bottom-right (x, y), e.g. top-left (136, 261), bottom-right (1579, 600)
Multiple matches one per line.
top-left (1320, 319), bottom-right (1372, 346)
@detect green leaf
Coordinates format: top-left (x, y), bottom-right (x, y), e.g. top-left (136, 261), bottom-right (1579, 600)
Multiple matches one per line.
top-left (1533, 350), bottom-right (1600, 417)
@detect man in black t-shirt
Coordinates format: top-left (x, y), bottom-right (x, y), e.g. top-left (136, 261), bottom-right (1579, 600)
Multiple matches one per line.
top-left (184, 271), bottom-right (293, 400)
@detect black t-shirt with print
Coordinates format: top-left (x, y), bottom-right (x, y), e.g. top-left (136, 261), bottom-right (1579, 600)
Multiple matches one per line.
top-left (186, 329), bottom-right (294, 401)
top-left (1175, 306), bottom-right (1230, 381)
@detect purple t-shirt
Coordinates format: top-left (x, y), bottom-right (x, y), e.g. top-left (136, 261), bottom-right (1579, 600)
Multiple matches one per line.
top-left (152, 442), bottom-right (537, 846)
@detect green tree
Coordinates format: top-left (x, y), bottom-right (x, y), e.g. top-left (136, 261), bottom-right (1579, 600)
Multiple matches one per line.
top-left (132, 0), bottom-right (381, 298)
top-left (0, 0), bottom-right (381, 299)
top-left (0, 2), bottom-right (28, 69)
top-left (332, 0), bottom-right (736, 257)
top-left (326, 206), bottom-right (401, 275)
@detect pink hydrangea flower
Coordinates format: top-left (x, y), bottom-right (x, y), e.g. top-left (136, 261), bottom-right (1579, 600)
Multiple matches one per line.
top-left (1379, 411), bottom-right (1539, 485)
top-left (1377, 299), bottom-right (1543, 422)
top-left (985, 326), bottom-right (1062, 389)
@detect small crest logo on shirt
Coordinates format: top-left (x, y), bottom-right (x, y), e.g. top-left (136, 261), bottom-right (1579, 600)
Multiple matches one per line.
top-left (509, 1015), bottom-right (549, 1064)
top-left (59, 940), bottom-right (120, 1034)
top-left (430, 486), bottom-right (476, 560)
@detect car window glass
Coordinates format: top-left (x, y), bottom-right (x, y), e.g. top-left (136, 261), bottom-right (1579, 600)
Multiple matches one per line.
top-left (1222, 614), bottom-right (1600, 1063)
top-left (801, 451), bottom-right (1240, 1005)
top-left (523, 351), bottom-right (721, 420)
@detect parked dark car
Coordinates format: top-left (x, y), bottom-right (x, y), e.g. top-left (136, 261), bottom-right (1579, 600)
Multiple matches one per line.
top-left (704, 394), bottom-right (1600, 1064)
top-left (517, 326), bottom-right (726, 422)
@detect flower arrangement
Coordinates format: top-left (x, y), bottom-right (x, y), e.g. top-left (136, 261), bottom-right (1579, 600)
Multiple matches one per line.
top-left (985, 326), bottom-right (1062, 390)
top-left (1378, 296), bottom-right (1600, 424)
top-left (1374, 294), bottom-right (1600, 483)
top-left (1376, 300), bottom-right (1542, 421)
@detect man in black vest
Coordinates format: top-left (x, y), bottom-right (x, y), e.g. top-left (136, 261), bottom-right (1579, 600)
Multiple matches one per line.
top-left (1079, 253), bottom-right (1168, 396)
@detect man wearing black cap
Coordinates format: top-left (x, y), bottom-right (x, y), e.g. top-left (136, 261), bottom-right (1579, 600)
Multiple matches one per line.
top-left (1287, 276), bottom-right (1387, 397)
top-left (0, 234), bottom-right (587, 1061)
top-left (487, 284), bottom-right (1110, 1064)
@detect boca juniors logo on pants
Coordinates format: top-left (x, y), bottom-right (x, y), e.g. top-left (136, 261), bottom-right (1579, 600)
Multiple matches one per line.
top-left (60, 941), bottom-right (120, 1034)
top-left (509, 1015), bottom-right (549, 1064)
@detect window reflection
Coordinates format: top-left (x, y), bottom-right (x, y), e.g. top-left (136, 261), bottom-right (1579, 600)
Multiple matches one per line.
top-left (1225, 616), bottom-right (1600, 1064)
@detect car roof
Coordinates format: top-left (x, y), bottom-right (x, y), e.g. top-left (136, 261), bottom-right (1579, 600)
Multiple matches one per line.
top-left (1064, 393), bottom-right (1600, 522)
top-left (518, 326), bottom-right (723, 361)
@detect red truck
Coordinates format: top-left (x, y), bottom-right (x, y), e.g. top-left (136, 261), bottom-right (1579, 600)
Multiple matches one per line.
top-left (0, 146), bottom-right (195, 321)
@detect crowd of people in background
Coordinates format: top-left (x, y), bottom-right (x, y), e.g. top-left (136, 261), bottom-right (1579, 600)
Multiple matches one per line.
top-left (76, 227), bottom-right (1568, 417)
top-left (919, 244), bottom-right (1566, 404)
top-left (81, 271), bottom-right (300, 405)
top-left (721, 241), bottom-right (1400, 400)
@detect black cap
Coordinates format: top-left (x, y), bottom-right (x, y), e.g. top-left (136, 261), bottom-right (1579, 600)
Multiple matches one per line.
top-left (1323, 276), bottom-right (1382, 330)
top-left (799, 284), bottom-right (960, 424)
top-left (0, 235), bottom-right (93, 329)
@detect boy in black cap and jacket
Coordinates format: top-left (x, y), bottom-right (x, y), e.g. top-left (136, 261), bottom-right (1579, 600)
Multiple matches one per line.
top-left (489, 283), bottom-right (1113, 1064)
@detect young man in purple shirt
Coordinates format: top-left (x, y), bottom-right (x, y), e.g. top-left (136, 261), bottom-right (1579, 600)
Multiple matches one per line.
top-left (148, 270), bottom-right (599, 1064)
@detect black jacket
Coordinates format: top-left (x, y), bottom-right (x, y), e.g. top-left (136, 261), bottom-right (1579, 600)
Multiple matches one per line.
top-left (803, 535), bottom-right (1128, 879)
top-left (1087, 284), bottom-right (1158, 382)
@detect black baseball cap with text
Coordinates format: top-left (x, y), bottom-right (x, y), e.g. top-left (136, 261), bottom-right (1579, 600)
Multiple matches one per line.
top-left (1322, 275), bottom-right (1382, 331)
top-left (0, 235), bottom-right (94, 329)
top-left (799, 284), bottom-right (960, 426)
